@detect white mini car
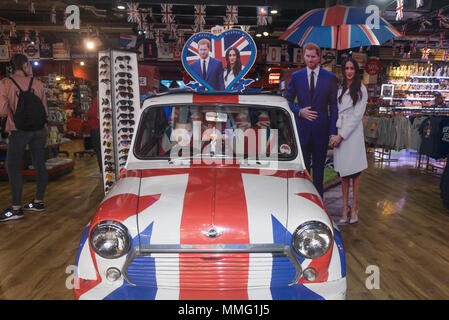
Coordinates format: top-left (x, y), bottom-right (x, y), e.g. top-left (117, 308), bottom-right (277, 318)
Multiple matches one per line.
top-left (74, 92), bottom-right (346, 300)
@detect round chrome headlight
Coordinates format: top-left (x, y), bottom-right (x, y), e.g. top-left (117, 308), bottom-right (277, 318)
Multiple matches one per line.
top-left (90, 221), bottom-right (131, 259)
top-left (292, 221), bottom-right (332, 259)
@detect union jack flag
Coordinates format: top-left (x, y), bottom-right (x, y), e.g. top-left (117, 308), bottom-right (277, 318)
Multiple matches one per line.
top-left (145, 23), bottom-right (154, 40)
top-left (226, 5), bottom-right (238, 24)
top-left (437, 10), bottom-right (449, 27)
top-left (29, 0), bottom-right (35, 14)
top-left (257, 6), bottom-right (268, 25)
top-left (422, 48), bottom-right (430, 60)
top-left (51, 5), bottom-right (56, 24)
top-left (395, 0), bottom-right (403, 21)
top-left (139, 12), bottom-right (148, 31)
top-left (161, 4), bottom-right (173, 24)
top-left (127, 2), bottom-right (140, 24)
top-left (194, 5), bottom-right (206, 26)
top-left (185, 33), bottom-right (253, 70)
top-left (223, 16), bottom-right (233, 30)
top-left (155, 29), bottom-right (164, 47)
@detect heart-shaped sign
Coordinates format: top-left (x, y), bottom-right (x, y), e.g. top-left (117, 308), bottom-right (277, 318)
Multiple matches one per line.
top-left (182, 29), bottom-right (257, 92)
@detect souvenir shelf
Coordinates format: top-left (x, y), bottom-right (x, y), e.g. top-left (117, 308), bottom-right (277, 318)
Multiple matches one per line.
top-left (98, 49), bottom-right (140, 194)
top-left (382, 62), bottom-right (449, 108)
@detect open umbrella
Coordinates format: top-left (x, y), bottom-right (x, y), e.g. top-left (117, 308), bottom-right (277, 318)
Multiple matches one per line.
top-left (280, 5), bottom-right (401, 50)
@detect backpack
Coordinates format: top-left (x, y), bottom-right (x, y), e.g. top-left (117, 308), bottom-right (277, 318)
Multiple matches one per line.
top-left (9, 77), bottom-right (47, 131)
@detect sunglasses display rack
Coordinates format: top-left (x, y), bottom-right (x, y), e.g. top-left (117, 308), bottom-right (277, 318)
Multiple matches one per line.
top-left (98, 49), bottom-right (140, 194)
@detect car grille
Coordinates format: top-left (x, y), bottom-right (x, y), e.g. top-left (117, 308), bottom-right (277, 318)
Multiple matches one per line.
top-left (123, 244), bottom-right (301, 289)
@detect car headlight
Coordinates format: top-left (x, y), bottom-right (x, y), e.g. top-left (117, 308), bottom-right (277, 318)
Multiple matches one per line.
top-left (292, 221), bottom-right (332, 259)
top-left (90, 221), bottom-right (131, 259)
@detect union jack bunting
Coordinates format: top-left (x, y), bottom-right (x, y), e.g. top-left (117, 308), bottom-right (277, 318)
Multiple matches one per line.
top-left (411, 40), bottom-right (417, 53)
top-left (223, 16), bottom-right (234, 30)
top-left (422, 48), bottom-right (430, 60)
top-left (194, 5), bottom-right (206, 26)
top-left (443, 49), bottom-right (448, 62)
top-left (10, 21), bottom-right (16, 38)
top-left (226, 5), bottom-right (238, 24)
top-left (145, 23), bottom-right (154, 40)
top-left (24, 29), bottom-right (30, 42)
top-left (139, 12), bottom-right (148, 31)
top-left (169, 23), bottom-right (177, 40)
top-left (51, 5), bottom-right (56, 24)
top-left (155, 29), bottom-right (164, 47)
top-left (29, 0), bottom-right (35, 14)
top-left (257, 6), bottom-right (268, 25)
top-left (416, 0), bottom-right (423, 8)
top-left (161, 4), bottom-right (173, 24)
top-left (185, 31), bottom-right (253, 69)
top-left (395, 0), bottom-right (403, 21)
top-left (193, 23), bottom-right (204, 33)
top-left (240, 25), bottom-right (251, 33)
top-left (419, 16), bottom-right (431, 32)
top-left (176, 30), bottom-right (185, 47)
top-left (127, 2), bottom-right (141, 24)
top-left (437, 10), bottom-right (449, 27)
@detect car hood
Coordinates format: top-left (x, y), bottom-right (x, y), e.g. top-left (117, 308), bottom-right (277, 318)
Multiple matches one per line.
top-left (131, 167), bottom-right (293, 247)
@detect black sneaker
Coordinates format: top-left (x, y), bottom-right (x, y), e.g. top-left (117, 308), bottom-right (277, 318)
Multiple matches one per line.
top-left (0, 207), bottom-right (24, 222)
top-left (23, 201), bottom-right (45, 212)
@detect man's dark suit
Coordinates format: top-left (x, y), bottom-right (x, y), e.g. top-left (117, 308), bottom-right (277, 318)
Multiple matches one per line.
top-left (286, 67), bottom-right (338, 197)
top-left (190, 57), bottom-right (225, 91)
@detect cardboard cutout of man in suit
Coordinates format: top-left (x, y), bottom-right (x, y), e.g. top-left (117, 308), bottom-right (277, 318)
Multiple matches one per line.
top-left (286, 42), bottom-right (338, 198)
top-left (190, 38), bottom-right (225, 91)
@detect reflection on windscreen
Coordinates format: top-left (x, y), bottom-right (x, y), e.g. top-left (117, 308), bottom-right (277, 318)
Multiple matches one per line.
top-left (134, 104), bottom-right (297, 161)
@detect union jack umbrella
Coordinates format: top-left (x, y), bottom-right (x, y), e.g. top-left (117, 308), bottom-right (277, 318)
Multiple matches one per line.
top-left (194, 5), bottom-right (206, 26)
top-left (226, 5), bottom-right (238, 24)
top-left (51, 5), bottom-right (56, 24)
top-left (127, 2), bottom-right (141, 24)
top-left (395, 0), bottom-right (404, 21)
top-left (257, 6), bottom-right (268, 26)
top-left (29, 0), bottom-right (35, 14)
top-left (280, 5), bottom-right (401, 50)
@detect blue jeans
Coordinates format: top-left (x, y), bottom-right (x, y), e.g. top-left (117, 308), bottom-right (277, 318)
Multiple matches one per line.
top-left (6, 129), bottom-right (48, 206)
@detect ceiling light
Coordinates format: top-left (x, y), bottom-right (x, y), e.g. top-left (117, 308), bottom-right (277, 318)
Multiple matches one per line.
top-left (263, 31), bottom-right (269, 36)
top-left (270, 9), bottom-right (278, 14)
top-left (117, 5), bottom-right (125, 10)
top-left (86, 40), bottom-right (95, 50)
top-left (256, 33), bottom-right (262, 37)
top-left (33, 61), bottom-right (39, 66)
top-left (80, 61), bottom-right (85, 66)
top-left (56, 77), bottom-right (61, 81)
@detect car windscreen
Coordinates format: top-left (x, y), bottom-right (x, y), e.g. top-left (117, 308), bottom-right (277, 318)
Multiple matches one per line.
top-left (133, 103), bottom-right (298, 161)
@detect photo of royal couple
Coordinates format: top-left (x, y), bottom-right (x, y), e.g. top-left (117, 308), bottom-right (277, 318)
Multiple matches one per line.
top-left (189, 38), bottom-right (244, 91)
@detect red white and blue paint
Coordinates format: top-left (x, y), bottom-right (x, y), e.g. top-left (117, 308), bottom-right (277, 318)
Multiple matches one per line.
top-left (74, 93), bottom-right (346, 300)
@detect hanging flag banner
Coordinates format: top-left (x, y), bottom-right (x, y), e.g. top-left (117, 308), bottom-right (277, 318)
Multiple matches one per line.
top-left (182, 29), bottom-right (256, 92)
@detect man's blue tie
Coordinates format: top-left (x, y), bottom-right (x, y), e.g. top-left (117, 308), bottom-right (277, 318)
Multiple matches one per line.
top-left (202, 60), bottom-right (207, 79)
top-left (310, 70), bottom-right (315, 98)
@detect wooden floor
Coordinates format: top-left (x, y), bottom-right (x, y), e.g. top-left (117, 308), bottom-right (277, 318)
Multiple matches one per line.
top-left (0, 140), bottom-right (448, 300)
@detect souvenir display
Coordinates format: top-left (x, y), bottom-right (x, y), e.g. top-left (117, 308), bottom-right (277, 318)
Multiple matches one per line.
top-left (98, 49), bottom-right (140, 193)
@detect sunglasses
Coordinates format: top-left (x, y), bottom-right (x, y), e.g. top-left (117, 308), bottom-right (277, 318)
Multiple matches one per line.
top-left (119, 120), bottom-right (135, 126)
top-left (117, 113), bottom-right (134, 120)
top-left (99, 56), bottom-right (110, 62)
top-left (105, 181), bottom-right (114, 187)
top-left (104, 148), bottom-right (112, 154)
top-left (117, 92), bottom-right (134, 99)
top-left (115, 72), bottom-right (132, 78)
top-left (119, 162), bottom-right (126, 167)
top-left (119, 149), bottom-right (129, 154)
top-left (104, 160), bottom-right (114, 166)
top-left (100, 79), bottom-right (111, 84)
top-left (104, 155), bottom-right (112, 160)
top-left (105, 173), bottom-right (114, 180)
top-left (103, 121), bottom-right (111, 127)
top-left (103, 134), bottom-right (111, 139)
top-left (119, 140), bottom-right (131, 147)
top-left (119, 155), bottom-right (128, 161)
top-left (102, 108), bottom-right (111, 113)
top-left (118, 106), bottom-right (134, 112)
top-left (105, 166), bottom-right (115, 173)
top-left (105, 89), bottom-right (111, 95)
top-left (100, 64), bottom-right (109, 69)
top-left (115, 55), bottom-right (131, 62)
top-left (116, 86), bottom-right (133, 93)
top-left (118, 100), bottom-right (133, 106)
top-left (103, 141), bottom-right (112, 147)
top-left (120, 134), bottom-right (133, 140)
top-left (99, 70), bottom-right (109, 76)
top-left (101, 98), bottom-right (110, 105)
top-left (118, 127), bottom-right (134, 133)
top-left (117, 79), bottom-right (132, 85)
top-left (103, 114), bottom-right (111, 120)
